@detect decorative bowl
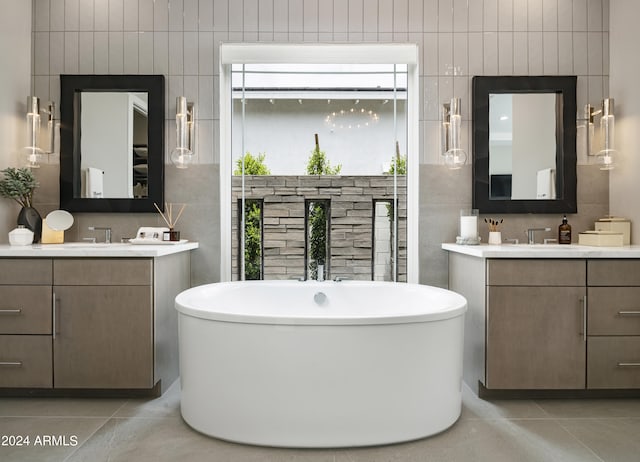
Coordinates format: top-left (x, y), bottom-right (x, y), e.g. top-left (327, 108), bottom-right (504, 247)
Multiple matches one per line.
top-left (9, 225), bottom-right (34, 246)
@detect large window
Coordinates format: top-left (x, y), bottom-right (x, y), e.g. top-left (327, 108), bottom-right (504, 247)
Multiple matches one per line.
top-left (220, 44), bottom-right (419, 282)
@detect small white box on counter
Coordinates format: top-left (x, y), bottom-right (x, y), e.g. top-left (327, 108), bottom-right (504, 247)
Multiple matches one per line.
top-left (578, 231), bottom-right (625, 247)
top-left (595, 217), bottom-right (631, 245)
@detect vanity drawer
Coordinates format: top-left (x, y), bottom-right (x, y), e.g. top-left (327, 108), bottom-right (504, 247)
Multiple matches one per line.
top-left (0, 286), bottom-right (52, 334)
top-left (0, 259), bottom-right (52, 285)
top-left (588, 260), bottom-right (640, 286)
top-left (54, 259), bottom-right (153, 286)
top-left (587, 336), bottom-right (640, 389)
top-left (0, 335), bottom-right (52, 388)
top-left (588, 287), bottom-right (640, 335)
top-left (487, 259), bottom-right (585, 286)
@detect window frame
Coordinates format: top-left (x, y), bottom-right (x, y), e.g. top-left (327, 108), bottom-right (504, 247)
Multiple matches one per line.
top-left (219, 43), bottom-right (419, 283)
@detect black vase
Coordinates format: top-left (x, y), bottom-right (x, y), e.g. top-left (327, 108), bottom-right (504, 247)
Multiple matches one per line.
top-left (17, 207), bottom-right (42, 243)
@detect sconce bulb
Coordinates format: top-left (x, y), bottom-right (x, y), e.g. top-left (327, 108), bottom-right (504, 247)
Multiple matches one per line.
top-left (21, 146), bottom-right (45, 169)
top-left (599, 153), bottom-right (615, 171)
top-left (444, 149), bottom-right (468, 170)
top-left (170, 147), bottom-right (194, 169)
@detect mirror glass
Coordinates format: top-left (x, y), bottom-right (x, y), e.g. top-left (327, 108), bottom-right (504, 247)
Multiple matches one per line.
top-left (489, 93), bottom-right (558, 200)
top-left (79, 92), bottom-right (148, 198)
top-left (60, 75), bottom-right (164, 213)
top-left (473, 76), bottom-right (577, 214)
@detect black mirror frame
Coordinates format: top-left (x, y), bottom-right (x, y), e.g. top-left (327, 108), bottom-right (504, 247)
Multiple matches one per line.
top-left (60, 74), bottom-right (165, 213)
top-left (472, 75), bottom-right (577, 214)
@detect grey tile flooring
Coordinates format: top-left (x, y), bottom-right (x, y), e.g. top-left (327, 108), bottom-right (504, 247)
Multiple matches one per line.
top-left (0, 381), bottom-right (638, 462)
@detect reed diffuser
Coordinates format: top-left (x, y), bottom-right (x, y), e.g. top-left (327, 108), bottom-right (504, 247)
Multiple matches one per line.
top-left (154, 202), bottom-right (186, 241)
top-left (484, 218), bottom-right (503, 232)
top-left (484, 218), bottom-right (503, 245)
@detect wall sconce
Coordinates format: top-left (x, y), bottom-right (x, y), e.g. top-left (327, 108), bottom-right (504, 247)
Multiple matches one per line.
top-left (22, 97), bottom-right (58, 169)
top-left (583, 98), bottom-right (616, 170)
top-left (170, 96), bottom-right (196, 169)
top-left (23, 96), bottom-right (44, 168)
top-left (441, 97), bottom-right (467, 170)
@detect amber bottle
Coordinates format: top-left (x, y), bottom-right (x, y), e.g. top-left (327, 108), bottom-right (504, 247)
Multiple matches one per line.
top-left (558, 215), bottom-right (572, 244)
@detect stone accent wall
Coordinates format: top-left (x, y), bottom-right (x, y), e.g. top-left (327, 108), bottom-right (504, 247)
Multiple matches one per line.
top-left (232, 175), bottom-right (406, 281)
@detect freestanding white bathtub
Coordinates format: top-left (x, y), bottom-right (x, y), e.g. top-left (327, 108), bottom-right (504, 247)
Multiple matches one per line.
top-left (175, 280), bottom-right (467, 448)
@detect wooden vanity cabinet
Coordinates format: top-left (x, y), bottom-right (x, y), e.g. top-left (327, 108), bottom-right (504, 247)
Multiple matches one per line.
top-left (0, 252), bottom-right (190, 395)
top-left (0, 259), bottom-right (53, 388)
top-left (53, 259), bottom-right (153, 389)
top-left (485, 259), bottom-right (586, 389)
top-left (447, 250), bottom-right (640, 396)
top-left (587, 260), bottom-right (640, 389)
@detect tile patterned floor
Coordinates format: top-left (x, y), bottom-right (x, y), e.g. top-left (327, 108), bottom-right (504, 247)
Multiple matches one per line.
top-left (1, 381), bottom-right (639, 462)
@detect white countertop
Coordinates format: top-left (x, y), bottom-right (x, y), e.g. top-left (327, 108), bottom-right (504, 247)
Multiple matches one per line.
top-left (0, 242), bottom-right (199, 258)
top-left (442, 242), bottom-right (640, 258)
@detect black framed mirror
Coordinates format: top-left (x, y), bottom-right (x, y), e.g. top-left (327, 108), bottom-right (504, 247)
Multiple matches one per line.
top-left (472, 75), bottom-right (577, 214)
top-left (60, 75), bottom-right (165, 212)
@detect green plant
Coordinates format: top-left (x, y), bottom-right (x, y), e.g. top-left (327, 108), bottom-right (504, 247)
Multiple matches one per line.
top-left (234, 152), bottom-right (271, 175)
top-left (0, 167), bottom-right (38, 208)
top-left (233, 152), bottom-right (270, 280)
top-left (388, 154), bottom-right (407, 175)
top-left (243, 201), bottom-right (262, 280)
top-left (305, 136), bottom-right (335, 280)
top-left (308, 201), bottom-right (328, 280)
top-left (386, 147), bottom-right (406, 222)
top-left (306, 138), bottom-right (341, 175)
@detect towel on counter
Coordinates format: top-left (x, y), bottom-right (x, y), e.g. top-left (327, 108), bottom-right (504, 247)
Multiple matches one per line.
top-left (85, 167), bottom-right (104, 198)
top-left (536, 168), bottom-right (556, 199)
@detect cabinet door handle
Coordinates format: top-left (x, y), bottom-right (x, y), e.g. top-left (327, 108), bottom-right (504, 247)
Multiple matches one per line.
top-left (0, 309), bottom-right (22, 314)
top-left (618, 310), bottom-right (640, 316)
top-left (617, 362), bottom-right (640, 368)
top-left (0, 361), bottom-right (23, 366)
top-left (52, 291), bottom-right (57, 340)
top-left (582, 295), bottom-right (587, 342)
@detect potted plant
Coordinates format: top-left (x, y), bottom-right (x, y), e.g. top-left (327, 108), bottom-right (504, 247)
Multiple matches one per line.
top-left (0, 167), bottom-right (41, 243)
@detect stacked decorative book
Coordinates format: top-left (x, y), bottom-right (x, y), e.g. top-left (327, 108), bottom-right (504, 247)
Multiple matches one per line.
top-left (578, 217), bottom-right (631, 246)
top-left (594, 217), bottom-right (631, 245)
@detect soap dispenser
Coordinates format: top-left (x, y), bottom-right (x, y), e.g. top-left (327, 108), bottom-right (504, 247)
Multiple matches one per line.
top-left (558, 215), bottom-right (572, 244)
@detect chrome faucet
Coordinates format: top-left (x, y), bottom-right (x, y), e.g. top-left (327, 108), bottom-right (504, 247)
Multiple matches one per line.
top-left (526, 227), bottom-right (551, 245)
top-left (88, 226), bottom-right (112, 244)
top-left (334, 276), bottom-right (351, 282)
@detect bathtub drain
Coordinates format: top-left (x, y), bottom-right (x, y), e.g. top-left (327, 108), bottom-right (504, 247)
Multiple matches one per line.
top-left (313, 292), bottom-right (327, 305)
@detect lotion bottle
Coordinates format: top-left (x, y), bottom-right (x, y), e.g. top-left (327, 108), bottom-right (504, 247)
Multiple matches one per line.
top-left (558, 215), bottom-right (572, 244)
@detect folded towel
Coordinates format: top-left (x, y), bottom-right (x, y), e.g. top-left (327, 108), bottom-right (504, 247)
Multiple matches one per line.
top-left (86, 167), bottom-right (104, 198)
top-left (536, 168), bottom-right (556, 199)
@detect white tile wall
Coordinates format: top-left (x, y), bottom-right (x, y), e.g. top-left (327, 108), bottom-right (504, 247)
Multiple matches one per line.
top-left (123, 0), bottom-right (138, 31)
top-left (26, 0), bottom-right (609, 283)
top-left (32, 0), bottom-right (609, 167)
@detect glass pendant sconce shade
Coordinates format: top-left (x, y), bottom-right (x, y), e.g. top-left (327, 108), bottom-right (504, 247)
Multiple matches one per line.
top-left (170, 96), bottom-right (196, 169)
top-left (22, 97), bottom-right (58, 169)
top-left (583, 98), bottom-right (617, 170)
top-left (23, 96), bottom-right (44, 168)
top-left (598, 98), bottom-right (615, 170)
top-left (441, 97), bottom-right (467, 170)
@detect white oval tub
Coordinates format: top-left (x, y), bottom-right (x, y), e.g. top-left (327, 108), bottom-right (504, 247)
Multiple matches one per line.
top-left (175, 280), bottom-right (467, 448)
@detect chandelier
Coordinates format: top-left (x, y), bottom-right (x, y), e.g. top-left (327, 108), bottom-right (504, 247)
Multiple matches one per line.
top-left (325, 106), bottom-right (379, 130)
